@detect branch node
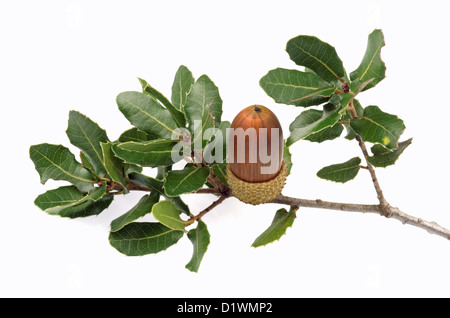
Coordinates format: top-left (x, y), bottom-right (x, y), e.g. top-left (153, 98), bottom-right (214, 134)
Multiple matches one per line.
top-left (379, 203), bottom-right (393, 218)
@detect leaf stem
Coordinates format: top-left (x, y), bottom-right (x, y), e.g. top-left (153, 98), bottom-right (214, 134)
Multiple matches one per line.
top-left (355, 134), bottom-right (390, 215)
top-left (195, 188), bottom-right (221, 194)
top-left (346, 100), bottom-right (390, 215)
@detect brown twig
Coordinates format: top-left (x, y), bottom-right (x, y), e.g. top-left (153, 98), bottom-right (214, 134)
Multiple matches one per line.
top-left (355, 134), bottom-right (391, 216)
top-left (345, 99), bottom-right (390, 216)
top-left (207, 167), bottom-right (228, 194)
top-left (195, 188), bottom-right (221, 194)
top-left (270, 194), bottom-right (450, 241)
top-left (188, 195), bottom-right (228, 224)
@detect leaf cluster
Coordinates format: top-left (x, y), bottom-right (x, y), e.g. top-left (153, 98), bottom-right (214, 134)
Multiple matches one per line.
top-left (260, 29), bottom-right (411, 183)
top-left (31, 66), bottom-right (226, 272)
top-left (30, 29), bottom-right (411, 271)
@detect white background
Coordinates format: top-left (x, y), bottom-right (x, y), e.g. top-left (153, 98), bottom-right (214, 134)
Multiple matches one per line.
top-left (1, 0), bottom-right (450, 298)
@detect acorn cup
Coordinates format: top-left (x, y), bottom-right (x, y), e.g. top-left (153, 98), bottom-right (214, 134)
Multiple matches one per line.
top-left (226, 105), bottom-right (287, 205)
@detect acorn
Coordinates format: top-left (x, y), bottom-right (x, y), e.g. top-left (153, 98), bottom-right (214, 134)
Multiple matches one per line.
top-left (226, 105), bottom-right (287, 205)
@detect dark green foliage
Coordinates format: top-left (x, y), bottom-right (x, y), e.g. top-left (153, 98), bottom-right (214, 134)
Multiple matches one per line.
top-left (30, 29), bottom-right (409, 271)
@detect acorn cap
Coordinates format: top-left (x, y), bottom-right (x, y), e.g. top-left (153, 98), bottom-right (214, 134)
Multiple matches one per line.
top-left (226, 160), bottom-right (287, 205)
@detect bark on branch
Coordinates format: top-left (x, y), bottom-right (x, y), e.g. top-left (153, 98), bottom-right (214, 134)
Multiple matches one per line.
top-left (270, 194), bottom-right (450, 241)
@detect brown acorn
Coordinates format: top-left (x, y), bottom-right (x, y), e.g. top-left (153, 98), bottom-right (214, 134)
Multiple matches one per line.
top-left (226, 105), bottom-right (287, 205)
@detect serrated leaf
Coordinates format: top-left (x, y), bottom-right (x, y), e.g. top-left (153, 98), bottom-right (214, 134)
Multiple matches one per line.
top-left (350, 105), bottom-right (405, 149)
top-left (138, 77), bottom-right (186, 128)
top-left (30, 143), bottom-right (96, 193)
top-left (367, 138), bottom-right (412, 167)
top-left (34, 185), bottom-right (85, 211)
top-left (186, 220), bottom-right (210, 273)
top-left (287, 106), bottom-right (344, 147)
top-left (112, 139), bottom-right (181, 167)
top-left (286, 35), bottom-right (346, 83)
top-left (108, 222), bottom-right (184, 256)
top-left (283, 142), bottom-right (293, 175)
top-left (317, 157), bottom-right (361, 183)
top-left (110, 191), bottom-right (160, 232)
top-left (164, 165), bottom-right (210, 197)
top-left (152, 200), bottom-right (187, 231)
top-left (306, 123), bottom-right (343, 143)
top-left (66, 111), bottom-right (109, 178)
top-left (184, 75), bottom-right (223, 148)
top-left (350, 29), bottom-right (386, 91)
top-left (129, 172), bottom-right (190, 215)
top-left (118, 127), bottom-right (156, 143)
top-left (100, 142), bottom-right (128, 190)
top-left (252, 208), bottom-right (297, 247)
top-left (292, 109), bottom-right (344, 143)
top-left (116, 91), bottom-right (178, 139)
top-left (171, 65), bottom-right (195, 112)
top-left (34, 183), bottom-right (113, 218)
top-left (259, 68), bottom-right (335, 107)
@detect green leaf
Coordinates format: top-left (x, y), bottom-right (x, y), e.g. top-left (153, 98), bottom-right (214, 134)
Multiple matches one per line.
top-left (338, 78), bottom-right (375, 110)
top-left (317, 157), bottom-right (361, 183)
top-left (124, 163), bottom-right (143, 176)
top-left (186, 220), bottom-right (210, 273)
top-left (286, 35), bottom-right (346, 83)
top-left (283, 141), bottom-right (293, 175)
top-left (171, 65), bottom-right (195, 112)
top-left (184, 75), bottom-right (223, 148)
top-left (80, 151), bottom-right (97, 178)
top-left (118, 127), bottom-right (156, 143)
top-left (286, 106), bottom-right (344, 147)
top-left (350, 105), bottom-right (405, 149)
top-left (129, 172), bottom-right (190, 215)
top-left (306, 123), bottom-right (343, 143)
top-left (34, 185), bottom-right (85, 211)
top-left (212, 163), bottom-right (228, 187)
top-left (291, 108), bottom-right (344, 143)
top-left (152, 200), bottom-right (187, 231)
top-left (367, 138), bottom-right (412, 167)
top-left (34, 183), bottom-right (113, 218)
top-left (259, 68), bottom-right (335, 107)
top-left (252, 208), bottom-right (297, 247)
top-left (138, 77), bottom-right (186, 128)
top-left (350, 29), bottom-right (386, 91)
top-left (116, 91), bottom-right (178, 139)
top-left (100, 142), bottom-right (127, 190)
top-left (156, 165), bottom-right (171, 180)
top-left (110, 191), bottom-right (160, 232)
top-left (30, 143), bottom-right (96, 193)
top-left (164, 165), bottom-right (210, 197)
top-left (203, 121), bottom-right (230, 164)
top-left (66, 111), bottom-right (109, 178)
top-left (108, 222), bottom-right (184, 256)
top-left (112, 139), bottom-right (181, 167)
top-left (343, 99), bottom-right (364, 140)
